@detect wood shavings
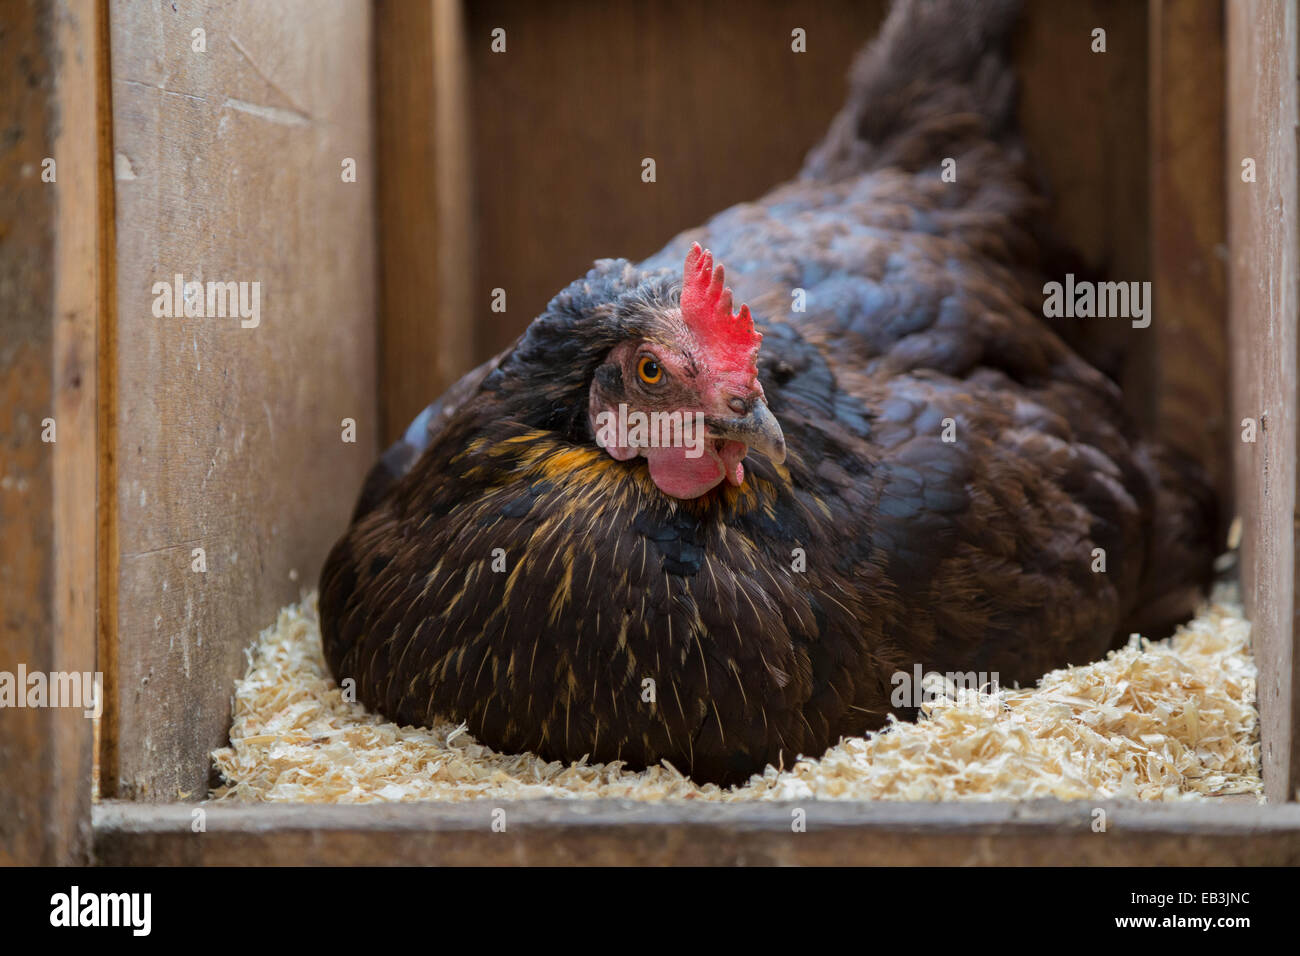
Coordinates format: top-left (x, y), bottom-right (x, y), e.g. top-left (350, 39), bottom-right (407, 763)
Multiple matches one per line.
top-left (211, 582), bottom-right (1261, 803)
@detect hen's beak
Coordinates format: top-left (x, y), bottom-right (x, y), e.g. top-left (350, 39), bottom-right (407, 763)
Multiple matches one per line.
top-left (706, 400), bottom-right (787, 464)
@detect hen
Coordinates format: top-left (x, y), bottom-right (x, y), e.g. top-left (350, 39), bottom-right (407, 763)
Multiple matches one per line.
top-left (320, 0), bottom-right (1215, 785)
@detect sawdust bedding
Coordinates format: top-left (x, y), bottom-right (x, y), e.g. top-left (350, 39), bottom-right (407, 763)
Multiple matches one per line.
top-left (211, 580), bottom-right (1262, 804)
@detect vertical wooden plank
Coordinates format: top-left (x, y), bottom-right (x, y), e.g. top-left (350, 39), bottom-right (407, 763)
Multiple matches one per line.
top-left (1149, 0), bottom-right (1228, 513)
top-left (1016, 0), bottom-right (1153, 426)
top-left (375, 0), bottom-right (475, 445)
top-left (95, 0), bottom-right (120, 801)
top-left (102, 0), bottom-right (377, 800)
top-left (0, 0), bottom-right (58, 860)
top-left (1227, 0), bottom-right (1299, 803)
top-left (464, 0), bottom-right (890, 361)
top-left (0, 0), bottom-right (102, 864)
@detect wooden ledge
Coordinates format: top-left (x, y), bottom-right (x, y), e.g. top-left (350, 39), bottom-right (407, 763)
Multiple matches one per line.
top-left (93, 799), bottom-right (1300, 866)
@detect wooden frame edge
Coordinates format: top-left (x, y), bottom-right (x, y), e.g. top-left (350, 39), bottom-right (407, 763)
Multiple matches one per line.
top-left (92, 0), bottom-right (120, 803)
top-left (373, 0), bottom-right (475, 447)
top-left (1226, 0), bottom-right (1300, 803)
top-left (92, 799), bottom-right (1300, 866)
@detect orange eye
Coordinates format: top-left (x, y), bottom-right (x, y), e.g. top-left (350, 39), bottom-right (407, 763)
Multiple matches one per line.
top-left (637, 356), bottom-right (663, 385)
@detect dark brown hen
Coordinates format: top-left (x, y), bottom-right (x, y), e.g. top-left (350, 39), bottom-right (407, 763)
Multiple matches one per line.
top-left (320, 0), bottom-right (1215, 786)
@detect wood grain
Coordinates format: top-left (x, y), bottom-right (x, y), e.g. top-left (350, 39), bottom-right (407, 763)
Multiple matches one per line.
top-left (95, 0), bottom-right (120, 802)
top-left (1227, 0), bottom-right (1299, 803)
top-left (464, 0), bottom-right (889, 361)
top-left (0, 0), bottom-right (102, 864)
top-left (102, 0), bottom-right (377, 800)
top-left (1150, 0), bottom-right (1228, 512)
top-left (375, 0), bottom-right (475, 446)
top-left (1015, 0), bottom-right (1154, 426)
top-left (93, 799), bottom-right (1300, 866)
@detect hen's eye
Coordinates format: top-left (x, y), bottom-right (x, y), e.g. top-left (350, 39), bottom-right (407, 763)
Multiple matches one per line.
top-left (637, 356), bottom-right (663, 385)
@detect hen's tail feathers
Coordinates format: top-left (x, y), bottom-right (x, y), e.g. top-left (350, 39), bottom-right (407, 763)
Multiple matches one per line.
top-left (804, 0), bottom-right (1022, 180)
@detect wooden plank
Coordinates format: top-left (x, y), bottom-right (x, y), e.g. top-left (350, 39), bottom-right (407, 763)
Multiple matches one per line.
top-left (1016, 0), bottom-right (1154, 426)
top-left (0, 0), bottom-right (103, 865)
top-left (464, 0), bottom-right (889, 361)
top-left (95, 0), bottom-right (120, 801)
top-left (1227, 0), bottom-right (1300, 803)
top-left (375, 0), bottom-right (475, 446)
top-left (101, 1), bottom-right (377, 800)
top-left (1149, 0), bottom-right (1228, 514)
top-left (93, 799), bottom-right (1300, 866)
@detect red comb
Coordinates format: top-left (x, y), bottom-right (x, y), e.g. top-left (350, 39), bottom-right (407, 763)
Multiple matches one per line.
top-left (680, 243), bottom-right (762, 381)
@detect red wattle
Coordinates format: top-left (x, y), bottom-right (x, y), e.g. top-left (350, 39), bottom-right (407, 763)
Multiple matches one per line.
top-left (644, 441), bottom-right (748, 499)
